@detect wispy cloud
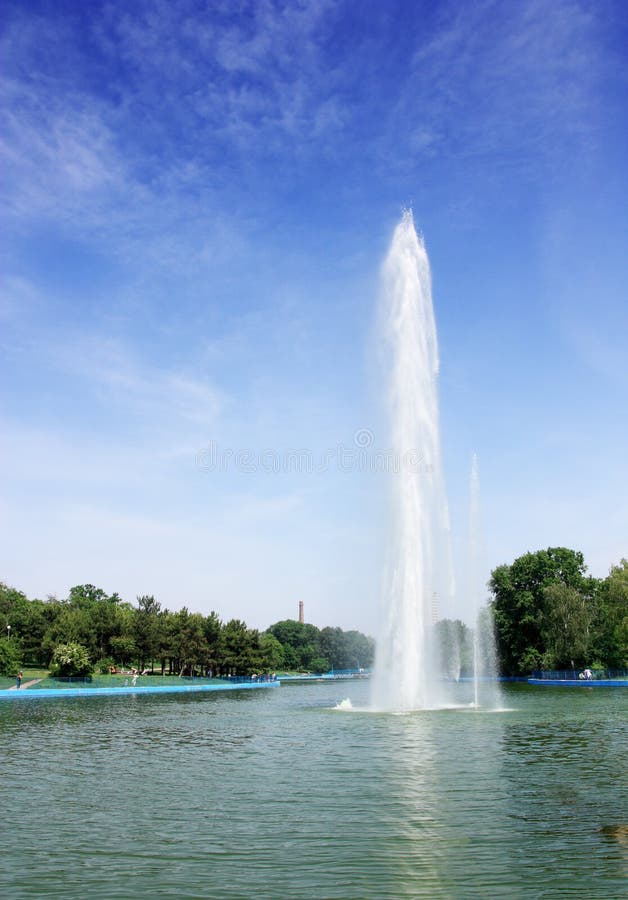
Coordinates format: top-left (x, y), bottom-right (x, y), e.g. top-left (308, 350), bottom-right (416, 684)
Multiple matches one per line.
top-left (373, 0), bottom-right (605, 188)
top-left (48, 334), bottom-right (227, 431)
top-left (0, 76), bottom-right (126, 218)
top-left (1, 0), bottom-right (615, 236)
top-left (1, 0), bottom-right (352, 230)
top-left (99, 0), bottom-right (344, 146)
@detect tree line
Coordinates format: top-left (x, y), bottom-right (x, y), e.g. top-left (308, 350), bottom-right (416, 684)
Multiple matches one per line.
top-left (1, 547), bottom-right (624, 680)
top-left (0, 582), bottom-right (375, 678)
top-left (489, 548), bottom-right (627, 675)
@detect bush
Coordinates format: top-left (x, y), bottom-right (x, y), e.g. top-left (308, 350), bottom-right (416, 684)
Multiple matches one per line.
top-left (95, 657), bottom-right (116, 674)
top-left (50, 642), bottom-right (93, 677)
top-left (0, 637), bottom-right (22, 676)
top-left (309, 657), bottom-right (330, 674)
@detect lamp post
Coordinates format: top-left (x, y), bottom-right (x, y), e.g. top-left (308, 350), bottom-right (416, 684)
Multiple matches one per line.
top-left (6, 624), bottom-right (10, 640)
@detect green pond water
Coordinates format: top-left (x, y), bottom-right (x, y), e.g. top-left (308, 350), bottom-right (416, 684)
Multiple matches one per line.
top-left (1, 681), bottom-right (626, 899)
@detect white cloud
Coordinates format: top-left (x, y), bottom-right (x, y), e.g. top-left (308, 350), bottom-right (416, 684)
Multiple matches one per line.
top-left (93, 0), bottom-right (345, 156)
top-left (374, 0), bottom-right (602, 183)
top-left (0, 79), bottom-right (126, 220)
top-left (46, 334), bottom-right (228, 432)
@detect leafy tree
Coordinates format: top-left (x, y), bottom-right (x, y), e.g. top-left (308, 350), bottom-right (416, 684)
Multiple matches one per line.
top-left (0, 583), bottom-right (50, 664)
top-left (309, 656), bottom-right (330, 673)
top-left (266, 619), bottom-right (322, 670)
top-left (258, 633), bottom-right (284, 672)
top-left (134, 595), bottom-right (161, 670)
top-left (490, 547), bottom-right (590, 675)
top-left (342, 629), bottom-right (375, 669)
top-left (109, 634), bottom-right (137, 667)
top-left (219, 619), bottom-right (260, 675)
top-left (0, 584), bottom-right (56, 666)
top-left (318, 627), bottom-right (343, 668)
top-left (50, 642), bottom-right (93, 677)
top-left (590, 560), bottom-right (628, 667)
top-left (43, 605), bottom-right (97, 662)
top-left (318, 626), bottom-right (374, 670)
top-left (203, 611), bottom-right (223, 673)
top-left (0, 636), bottom-right (22, 676)
top-left (68, 584), bottom-right (114, 606)
top-left (62, 585), bottom-right (132, 662)
top-left (18, 598), bottom-right (56, 666)
top-left (266, 619), bottom-right (374, 672)
top-left (0, 582), bottom-right (30, 628)
top-left (158, 609), bottom-right (178, 675)
top-left (173, 608), bottom-right (209, 675)
top-left (541, 583), bottom-right (593, 670)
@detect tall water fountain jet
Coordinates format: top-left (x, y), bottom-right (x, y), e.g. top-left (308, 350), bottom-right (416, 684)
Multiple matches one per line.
top-left (371, 211), bottom-right (453, 711)
top-left (468, 454), bottom-right (503, 709)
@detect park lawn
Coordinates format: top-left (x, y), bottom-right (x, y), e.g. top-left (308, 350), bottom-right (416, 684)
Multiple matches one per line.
top-left (0, 668), bottom-right (50, 688)
top-left (21, 667), bottom-right (51, 680)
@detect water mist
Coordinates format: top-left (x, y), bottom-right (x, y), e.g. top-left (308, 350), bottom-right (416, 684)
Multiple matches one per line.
top-left (468, 454), bottom-right (502, 709)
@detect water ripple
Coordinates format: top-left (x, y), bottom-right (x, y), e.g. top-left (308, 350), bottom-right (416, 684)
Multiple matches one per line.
top-left (0, 683), bottom-right (625, 898)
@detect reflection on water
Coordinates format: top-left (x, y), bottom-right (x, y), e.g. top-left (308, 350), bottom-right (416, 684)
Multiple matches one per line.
top-left (1, 682), bottom-right (625, 898)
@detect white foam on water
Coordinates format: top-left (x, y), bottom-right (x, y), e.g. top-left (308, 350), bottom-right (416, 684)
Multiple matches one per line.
top-left (334, 698), bottom-right (354, 710)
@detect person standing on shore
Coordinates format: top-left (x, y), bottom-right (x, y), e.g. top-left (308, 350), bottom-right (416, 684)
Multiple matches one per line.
top-left (16, 671), bottom-right (23, 689)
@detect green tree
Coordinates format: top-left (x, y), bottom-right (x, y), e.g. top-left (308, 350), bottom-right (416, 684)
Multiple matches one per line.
top-left (158, 609), bottom-right (177, 675)
top-left (318, 626), bottom-right (374, 670)
top-left (203, 611), bottom-right (223, 674)
top-left (63, 585), bottom-right (132, 663)
top-left (266, 619), bottom-right (374, 672)
top-left (172, 608), bottom-right (209, 675)
top-left (490, 547), bottom-right (591, 674)
top-left (19, 598), bottom-right (57, 666)
top-left (266, 619), bottom-right (322, 670)
top-left (43, 605), bottom-right (97, 662)
top-left (318, 627), bottom-right (344, 669)
top-left (50, 642), bottom-right (93, 677)
top-left (541, 583), bottom-right (593, 670)
top-left (258, 633), bottom-right (285, 672)
top-left (109, 634), bottom-right (137, 667)
top-left (0, 582), bottom-right (30, 629)
top-left (309, 656), bottom-right (330, 673)
top-left (591, 560), bottom-right (628, 667)
top-left (0, 636), bottom-right (22, 676)
top-left (134, 595), bottom-right (161, 670)
top-left (219, 619), bottom-right (259, 675)
top-left (1, 582), bottom-right (53, 665)
top-left (342, 629), bottom-right (375, 669)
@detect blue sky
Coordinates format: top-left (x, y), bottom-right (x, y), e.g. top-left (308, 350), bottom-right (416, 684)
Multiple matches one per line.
top-left (2, 0), bottom-right (627, 633)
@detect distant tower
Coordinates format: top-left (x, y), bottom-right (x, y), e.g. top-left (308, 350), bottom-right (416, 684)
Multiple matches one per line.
top-left (298, 601), bottom-right (304, 624)
top-left (432, 592), bottom-right (440, 624)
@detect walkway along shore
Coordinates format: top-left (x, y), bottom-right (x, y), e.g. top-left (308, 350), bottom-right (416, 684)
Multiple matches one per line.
top-left (7, 678), bottom-right (43, 690)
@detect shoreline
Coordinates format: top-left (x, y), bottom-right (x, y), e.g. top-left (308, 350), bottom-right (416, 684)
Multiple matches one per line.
top-left (0, 680), bottom-right (280, 700)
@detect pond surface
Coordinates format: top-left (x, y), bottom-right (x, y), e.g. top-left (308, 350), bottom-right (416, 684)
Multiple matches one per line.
top-left (1, 682), bottom-right (626, 898)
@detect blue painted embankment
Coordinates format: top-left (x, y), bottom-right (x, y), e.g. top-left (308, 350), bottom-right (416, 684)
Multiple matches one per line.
top-left (0, 681), bottom-right (280, 701)
top-left (528, 668), bottom-right (627, 687)
top-left (527, 678), bottom-right (627, 687)
top-left (279, 668), bottom-right (371, 683)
